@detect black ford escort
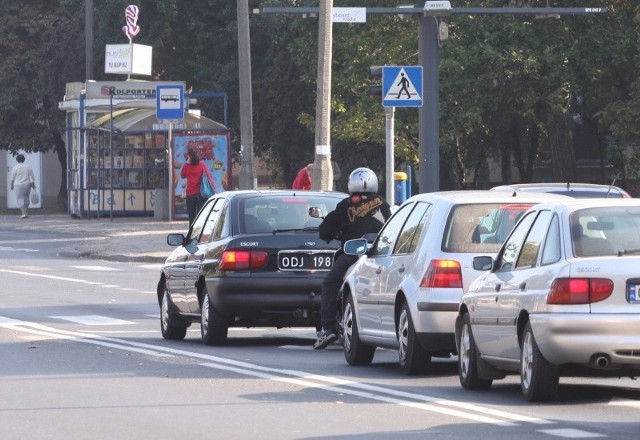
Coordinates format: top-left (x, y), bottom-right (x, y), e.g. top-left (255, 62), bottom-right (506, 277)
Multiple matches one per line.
top-left (157, 190), bottom-right (346, 345)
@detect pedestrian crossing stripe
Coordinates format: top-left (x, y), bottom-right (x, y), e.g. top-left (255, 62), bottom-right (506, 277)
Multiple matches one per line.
top-left (382, 66), bottom-right (423, 108)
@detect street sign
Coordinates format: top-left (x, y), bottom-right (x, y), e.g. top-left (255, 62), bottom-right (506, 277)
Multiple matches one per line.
top-left (382, 66), bottom-right (423, 107)
top-left (156, 85), bottom-right (185, 120)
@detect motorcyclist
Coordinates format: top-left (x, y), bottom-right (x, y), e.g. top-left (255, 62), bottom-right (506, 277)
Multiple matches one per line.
top-left (313, 167), bottom-right (392, 349)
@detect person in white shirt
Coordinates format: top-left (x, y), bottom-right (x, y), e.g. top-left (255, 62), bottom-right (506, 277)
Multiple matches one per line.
top-left (10, 154), bottom-right (35, 219)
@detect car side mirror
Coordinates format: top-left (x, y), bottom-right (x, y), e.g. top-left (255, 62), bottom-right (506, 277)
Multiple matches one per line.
top-left (308, 207), bottom-right (323, 219)
top-left (343, 238), bottom-right (368, 255)
top-left (473, 255), bottom-right (494, 271)
top-left (167, 233), bottom-right (185, 247)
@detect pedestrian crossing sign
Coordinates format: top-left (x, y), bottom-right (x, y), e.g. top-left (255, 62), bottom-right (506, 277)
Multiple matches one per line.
top-left (382, 66), bottom-right (423, 107)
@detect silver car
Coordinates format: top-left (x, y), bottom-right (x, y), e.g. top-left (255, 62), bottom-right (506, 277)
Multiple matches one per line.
top-left (340, 190), bottom-right (569, 374)
top-left (456, 199), bottom-right (640, 401)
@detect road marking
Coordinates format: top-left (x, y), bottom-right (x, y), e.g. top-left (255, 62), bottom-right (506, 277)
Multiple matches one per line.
top-left (0, 268), bottom-right (102, 284)
top-left (138, 264), bottom-right (163, 270)
top-left (0, 268), bottom-right (146, 292)
top-left (538, 428), bottom-right (605, 438)
top-left (0, 246), bottom-right (40, 252)
top-left (70, 265), bottom-right (122, 271)
top-left (49, 315), bottom-right (134, 325)
top-left (0, 317), bottom-right (555, 427)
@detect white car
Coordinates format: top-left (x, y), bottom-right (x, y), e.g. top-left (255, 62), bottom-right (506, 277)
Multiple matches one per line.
top-left (456, 198), bottom-right (640, 401)
top-left (339, 190), bottom-right (570, 374)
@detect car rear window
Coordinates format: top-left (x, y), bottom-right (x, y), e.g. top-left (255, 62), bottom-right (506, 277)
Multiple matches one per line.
top-left (571, 207), bottom-right (640, 257)
top-left (443, 203), bottom-right (533, 253)
top-left (239, 195), bottom-right (340, 233)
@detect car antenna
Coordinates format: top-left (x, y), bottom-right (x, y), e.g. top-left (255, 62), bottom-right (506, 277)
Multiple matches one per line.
top-left (606, 179), bottom-right (616, 198)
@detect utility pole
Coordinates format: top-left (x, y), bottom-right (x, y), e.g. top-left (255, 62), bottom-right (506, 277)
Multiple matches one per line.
top-left (237, 0), bottom-right (257, 189)
top-left (253, 3), bottom-right (607, 193)
top-left (312, 0), bottom-right (334, 191)
top-left (85, 0), bottom-right (94, 80)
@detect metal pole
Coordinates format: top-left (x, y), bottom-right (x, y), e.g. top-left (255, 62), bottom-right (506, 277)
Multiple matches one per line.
top-left (168, 121), bottom-right (173, 221)
top-left (109, 88), bottom-right (114, 221)
top-left (237, 0), bottom-right (257, 189)
top-left (85, 0), bottom-right (94, 80)
top-left (418, 9), bottom-right (440, 193)
top-left (385, 106), bottom-right (395, 205)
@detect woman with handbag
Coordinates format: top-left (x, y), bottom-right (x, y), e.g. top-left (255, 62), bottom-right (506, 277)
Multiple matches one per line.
top-left (9, 154), bottom-right (36, 219)
top-left (180, 148), bottom-right (216, 225)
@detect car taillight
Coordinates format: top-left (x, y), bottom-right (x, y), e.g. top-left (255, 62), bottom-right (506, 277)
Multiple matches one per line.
top-left (547, 278), bottom-right (613, 304)
top-left (420, 259), bottom-right (462, 288)
top-left (219, 250), bottom-right (269, 271)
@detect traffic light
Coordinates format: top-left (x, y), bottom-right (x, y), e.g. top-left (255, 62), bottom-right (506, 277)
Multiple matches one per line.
top-left (369, 66), bottom-right (383, 96)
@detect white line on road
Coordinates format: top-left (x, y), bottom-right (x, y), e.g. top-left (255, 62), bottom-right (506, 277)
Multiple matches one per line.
top-left (0, 317), bottom-right (555, 427)
top-left (538, 428), bottom-right (605, 438)
top-left (0, 268), bottom-right (103, 284)
top-left (70, 265), bottom-right (122, 271)
top-left (49, 315), bottom-right (135, 326)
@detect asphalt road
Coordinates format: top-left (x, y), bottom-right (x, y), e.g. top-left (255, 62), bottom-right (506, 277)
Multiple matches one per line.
top-left (1, 215), bottom-right (639, 439)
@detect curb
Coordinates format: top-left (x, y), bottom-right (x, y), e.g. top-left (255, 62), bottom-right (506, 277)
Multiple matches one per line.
top-left (58, 251), bottom-right (167, 263)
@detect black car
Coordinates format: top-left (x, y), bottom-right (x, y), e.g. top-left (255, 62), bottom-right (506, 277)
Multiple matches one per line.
top-left (157, 190), bottom-right (346, 345)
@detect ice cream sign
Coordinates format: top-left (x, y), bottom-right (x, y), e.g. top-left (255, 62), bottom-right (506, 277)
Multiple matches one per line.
top-left (105, 5), bottom-right (152, 76)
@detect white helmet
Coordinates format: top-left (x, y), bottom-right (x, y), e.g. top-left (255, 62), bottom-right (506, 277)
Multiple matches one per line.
top-left (347, 167), bottom-right (378, 194)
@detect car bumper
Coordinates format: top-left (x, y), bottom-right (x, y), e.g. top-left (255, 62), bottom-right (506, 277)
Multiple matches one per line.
top-left (205, 276), bottom-right (323, 326)
top-left (530, 313), bottom-right (640, 368)
top-left (415, 303), bottom-right (458, 352)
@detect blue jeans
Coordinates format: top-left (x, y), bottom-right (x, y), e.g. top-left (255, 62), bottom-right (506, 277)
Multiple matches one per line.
top-left (320, 252), bottom-right (358, 331)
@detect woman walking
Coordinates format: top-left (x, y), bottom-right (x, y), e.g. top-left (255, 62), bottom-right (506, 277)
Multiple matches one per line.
top-left (10, 154), bottom-right (35, 219)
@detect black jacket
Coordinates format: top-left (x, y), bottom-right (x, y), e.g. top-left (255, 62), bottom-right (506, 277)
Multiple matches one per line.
top-left (319, 193), bottom-right (392, 246)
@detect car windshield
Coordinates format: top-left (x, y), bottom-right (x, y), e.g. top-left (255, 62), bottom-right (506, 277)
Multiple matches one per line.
top-left (239, 195), bottom-right (340, 233)
top-left (443, 203), bottom-right (533, 253)
top-left (571, 206), bottom-right (640, 257)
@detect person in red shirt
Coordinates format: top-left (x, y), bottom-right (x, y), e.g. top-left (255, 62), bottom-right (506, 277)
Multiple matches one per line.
top-left (180, 148), bottom-right (215, 224)
top-left (292, 164), bottom-right (312, 190)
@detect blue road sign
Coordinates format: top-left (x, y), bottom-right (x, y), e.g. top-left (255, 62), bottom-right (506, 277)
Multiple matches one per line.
top-left (382, 66), bottom-right (423, 107)
top-left (156, 85), bottom-right (185, 120)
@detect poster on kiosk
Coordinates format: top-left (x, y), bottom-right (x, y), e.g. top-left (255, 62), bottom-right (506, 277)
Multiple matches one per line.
top-left (171, 132), bottom-right (231, 220)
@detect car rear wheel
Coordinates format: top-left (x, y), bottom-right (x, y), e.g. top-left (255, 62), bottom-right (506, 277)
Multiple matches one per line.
top-left (398, 302), bottom-right (431, 375)
top-left (458, 313), bottom-right (492, 390)
top-left (343, 294), bottom-right (375, 366)
top-left (160, 284), bottom-right (187, 340)
top-left (520, 322), bottom-right (559, 401)
top-left (201, 287), bottom-right (228, 346)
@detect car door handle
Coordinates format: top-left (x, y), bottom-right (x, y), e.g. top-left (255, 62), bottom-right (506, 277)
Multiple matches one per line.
top-left (519, 282), bottom-right (526, 291)
top-left (494, 283), bottom-right (501, 292)
top-left (376, 266), bottom-right (382, 274)
top-left (398, 266), bottom-right (405, 273)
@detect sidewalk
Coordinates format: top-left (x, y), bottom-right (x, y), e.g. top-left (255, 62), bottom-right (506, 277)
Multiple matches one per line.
top-left (0, 213), bottom-right (188, 263)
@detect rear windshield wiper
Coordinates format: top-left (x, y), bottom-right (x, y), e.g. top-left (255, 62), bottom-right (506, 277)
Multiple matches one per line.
top-left (618, 248), bottom-right (640, 256)
top-left (272, 227), bottom-right (319, 234)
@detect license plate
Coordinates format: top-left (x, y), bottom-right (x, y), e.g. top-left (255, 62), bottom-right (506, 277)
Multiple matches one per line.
top-left (278, 251), bottom-right (334, 271)
top-left (627, 284), bottom-right (640, 303)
